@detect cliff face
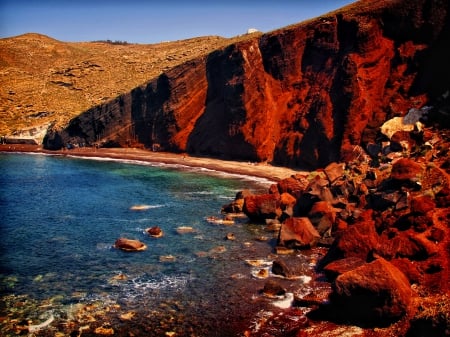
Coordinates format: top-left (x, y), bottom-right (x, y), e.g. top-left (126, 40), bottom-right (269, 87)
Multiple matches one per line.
top-left (45, 0), bottom-right (450, 169)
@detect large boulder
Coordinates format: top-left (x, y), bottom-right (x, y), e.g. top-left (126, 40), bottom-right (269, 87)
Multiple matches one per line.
top-left (330, 258), bottom-right (412, 326)
top-left (243, 193), bottom-right (282, 222)
top-left (278, 217), bottom-right (321, 249)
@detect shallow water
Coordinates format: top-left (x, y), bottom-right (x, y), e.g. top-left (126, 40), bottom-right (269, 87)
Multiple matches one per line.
top-left (0, 153), bottom-right (319, 336)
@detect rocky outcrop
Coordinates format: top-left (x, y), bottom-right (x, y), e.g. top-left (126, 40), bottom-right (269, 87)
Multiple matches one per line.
top-left (222, 119), bottom-right (449, 331)
top-left (45, 0), bottom-right (450, 170)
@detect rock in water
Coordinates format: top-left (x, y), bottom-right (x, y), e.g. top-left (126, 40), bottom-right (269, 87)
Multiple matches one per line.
top-left (114, 238), bottom-right (147, 251)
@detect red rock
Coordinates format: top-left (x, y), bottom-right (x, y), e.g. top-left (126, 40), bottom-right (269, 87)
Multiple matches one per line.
top-left (278, 217), bottom-right (321, 249)
top-left (323, 257), bottom-right (366, 279)
top-left (280, 192), bottom-right (297, 210)
top-left (390, 158), bottom-right (424, 181)
top-left (145, 226), bottom-right (163, 238)
top-left (333, 210), bottom-right (379, 261)
top-left (324, 162), bottom-right (345, 183)
top-left (243, 193), bottom-right (281, 222)
top-left (114, 238), bottom-right (147, 252)
top-left (331, 258), bottom-right (412, 325)
top-left (277, 177), bottom-right (308, 198)
top-left (410, 195), bottom-right (436, 214)
top-left (46, 0), bottom-right (449, 171)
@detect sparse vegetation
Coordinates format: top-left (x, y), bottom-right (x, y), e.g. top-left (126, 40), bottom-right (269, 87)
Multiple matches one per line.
top-left (0, 33), bottom-right (254, 136)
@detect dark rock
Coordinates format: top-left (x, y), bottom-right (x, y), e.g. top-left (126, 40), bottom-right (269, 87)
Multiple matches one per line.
top-left (271, 258), bottom-right (307, 279)
top-left (308, 201), bottom-right (337, 236)
top-left (331, 258), bottom-right (412, 326)
top-left (262, 280), bottom-right (286, 298)
top-left (278, 217), bottom-right (321, 249)
top-left (145, 226), bottom-right (163, 238)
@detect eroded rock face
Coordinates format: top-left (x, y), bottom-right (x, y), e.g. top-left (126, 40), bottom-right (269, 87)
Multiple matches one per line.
top-left (45, 0), bottom-right (450, 170)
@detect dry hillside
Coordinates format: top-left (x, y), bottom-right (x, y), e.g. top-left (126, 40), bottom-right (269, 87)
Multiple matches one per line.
top-left (0, 32), bottom-right (258, 135)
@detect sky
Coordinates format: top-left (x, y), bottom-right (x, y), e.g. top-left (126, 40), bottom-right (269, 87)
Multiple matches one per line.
top-left (0, 0), bottom-right (357, 44)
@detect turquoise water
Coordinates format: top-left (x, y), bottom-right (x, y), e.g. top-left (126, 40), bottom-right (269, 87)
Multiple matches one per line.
top-left (0, 153), bottom-right (281, 336)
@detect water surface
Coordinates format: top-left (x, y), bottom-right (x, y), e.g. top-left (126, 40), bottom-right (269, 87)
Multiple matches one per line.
top-left (0, 153), bottom-right (293, 336)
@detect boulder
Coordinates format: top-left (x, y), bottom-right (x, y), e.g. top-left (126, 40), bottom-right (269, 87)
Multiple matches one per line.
top-left (222, 189), bottom-right (252, 213)
top-left (410, 195), bottom-right (436, 214)
top-left (277, 176), bottom-right (308, 198)
top-left (114, 238), bottom-right (147, 252)
top-left (331, 258), bottom-right (412, 326)
top-left (243, 193), bottom-right (282, 222)
top-left (278, 217), bottom-right (321, 249)
top-left (324, 162), bottom-right (345, 183)
top-left (271, 259), bottom-right (308, 279)
top-left (333, 210), bottom-right (379, 260)
top-left (390, 158), bottom-right (423, 182)
top-left (262, 280), bottom-right (286, 298)
top-left (145, 226), bottom-right (163, 238)
top-left (308, 201), bottom-right (337, 236)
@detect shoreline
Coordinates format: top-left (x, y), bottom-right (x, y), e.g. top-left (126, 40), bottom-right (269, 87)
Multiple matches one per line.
top-left (0, 144), bottom-right (302, 182)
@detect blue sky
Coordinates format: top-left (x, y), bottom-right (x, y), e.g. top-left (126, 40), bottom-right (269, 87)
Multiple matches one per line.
top-left (0, 0), bottom-right (356, 44)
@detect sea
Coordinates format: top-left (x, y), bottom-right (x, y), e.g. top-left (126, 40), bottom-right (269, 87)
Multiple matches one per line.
top-left (0, 152), bottom-right (319, 336)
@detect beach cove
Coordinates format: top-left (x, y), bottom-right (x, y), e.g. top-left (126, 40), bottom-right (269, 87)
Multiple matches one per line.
top-left (0, 146), bottom-right (319, 337)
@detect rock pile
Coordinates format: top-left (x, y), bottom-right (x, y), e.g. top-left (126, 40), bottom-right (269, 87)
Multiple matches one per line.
top-left (223, 122), bottom-right (450, 333)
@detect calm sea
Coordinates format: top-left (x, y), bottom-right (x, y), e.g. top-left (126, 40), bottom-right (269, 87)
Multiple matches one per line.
top-left (0, 153), bottom-right (300, 336)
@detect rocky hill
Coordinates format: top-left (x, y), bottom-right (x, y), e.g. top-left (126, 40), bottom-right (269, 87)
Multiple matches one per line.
top-left (35, 0), bottom-right (450, 171)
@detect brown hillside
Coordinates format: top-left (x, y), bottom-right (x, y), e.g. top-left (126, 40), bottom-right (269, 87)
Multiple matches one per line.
top-left (0, 32), bottom-right (257, 135)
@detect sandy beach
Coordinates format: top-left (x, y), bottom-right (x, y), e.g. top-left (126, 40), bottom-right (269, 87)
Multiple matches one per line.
top-left (0, 144), bottom-right (302, 182)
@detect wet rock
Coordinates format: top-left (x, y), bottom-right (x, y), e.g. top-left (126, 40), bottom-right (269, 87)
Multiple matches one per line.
top-left (221, 189), bottom-right (252, 213)
top-left (113, 238), bottom-right (147, 252)
top-left (262, 280), bottom-right (286, 298)
top-left (330, 258), bottom-right (411, 326)
top-left (243, 193), bottom-right (282, 222)
top-left (278, 217), bottom-right (321, 249)
top-left (145, 226), bottom-right (163, 238)
top-left (271, 259), bottom-right (306, 279)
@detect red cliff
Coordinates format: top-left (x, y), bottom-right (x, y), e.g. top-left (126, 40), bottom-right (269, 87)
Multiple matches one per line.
top-left (45, 0), bottom-right (450, 169)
